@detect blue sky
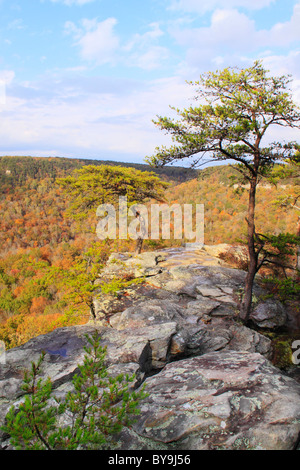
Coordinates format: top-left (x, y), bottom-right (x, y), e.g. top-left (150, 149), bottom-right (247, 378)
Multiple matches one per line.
top-left (0, 0), bottom-right (300, 163)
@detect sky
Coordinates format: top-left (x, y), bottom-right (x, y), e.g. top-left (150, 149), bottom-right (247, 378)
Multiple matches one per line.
top-left (0, 0), bottom-right (300, 164)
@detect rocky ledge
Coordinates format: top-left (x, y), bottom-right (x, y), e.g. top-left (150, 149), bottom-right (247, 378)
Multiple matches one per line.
top-left (0, 246), bottom-right (299, 450)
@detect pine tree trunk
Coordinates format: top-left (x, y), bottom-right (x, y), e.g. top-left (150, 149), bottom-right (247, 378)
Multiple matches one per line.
top-left (240, 175), bottom-right (258, 324)
top-left (135, 237), bottom-right (144, 255)
top-left (134, 211), bottom-right (146, 255)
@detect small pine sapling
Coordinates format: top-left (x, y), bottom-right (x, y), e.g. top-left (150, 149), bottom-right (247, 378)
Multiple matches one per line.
top-left (2, 333), bottom-right (147, 450)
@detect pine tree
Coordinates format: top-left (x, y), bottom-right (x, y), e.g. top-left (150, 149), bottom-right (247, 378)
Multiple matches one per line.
top-left (146, 61), bottom-right (300, 324)
top-left (2, 333), bottom-right (147, 450)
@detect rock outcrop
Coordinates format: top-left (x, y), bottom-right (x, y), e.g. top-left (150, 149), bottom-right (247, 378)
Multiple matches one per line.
top-left (121, 351), bottom-right (300, 450)
top-left (0, 247), bottom-right (299, 450)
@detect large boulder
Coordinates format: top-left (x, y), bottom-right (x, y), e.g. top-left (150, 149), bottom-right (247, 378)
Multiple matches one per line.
top-left (1, 328), bottom-right (298, 451)
top-left (203, 244), bottom-right (249, 270)
top-left (202, 244), bottom-right (232, 258)
top-left (125, 351), bottom-right (300, 450)
top-left (250, 299), bottom-right (287, 329)
top-left (104, 251), bottom-right (166, 278)
top-left (108, 298), bottom-right (272, 361)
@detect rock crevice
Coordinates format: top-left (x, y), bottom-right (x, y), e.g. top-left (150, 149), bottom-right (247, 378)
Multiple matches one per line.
top-left (0, 246), bottom-right (299, 450)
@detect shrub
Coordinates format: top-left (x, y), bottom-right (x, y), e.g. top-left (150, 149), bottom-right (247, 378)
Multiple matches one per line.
top-left (2, 333), bottom-right (147, 450)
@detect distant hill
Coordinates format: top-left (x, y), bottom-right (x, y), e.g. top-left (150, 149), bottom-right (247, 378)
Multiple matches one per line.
top-left (0, 156), bottom-right (298, 251)
top-left (0, 156), bottom-right (298, 349)
top-left (196, 163), bottom-right (300, 186)
top-left (164, 163), bottom-right (299, 245)
top-left (0, 156), bottom-right (198, 192)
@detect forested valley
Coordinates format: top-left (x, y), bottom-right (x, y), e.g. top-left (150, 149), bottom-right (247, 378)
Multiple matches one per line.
top-left (0, 155), bottom-right (299, 349)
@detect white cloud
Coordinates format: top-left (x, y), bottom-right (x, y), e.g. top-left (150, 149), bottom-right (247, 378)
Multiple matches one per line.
top-left (0, 70), bottom-right (15, 85)
top-left (257, 50), bottom-right (300, 108)
top-left (169, 8), bottom-right (257, 77)
top-left (124, 23), bottom-right (169, 70)
top-left (65, 17), bottom-right (120, 65)
top-left (169, 4), bottom-right (300, 79)
top-left (168, 0), bottom-right (276, 14)
top-left (0, 73), bottom-right (193, 159)
top-left (124, 22), bottom-right (164, 51)
top-left (171, 9), bottom-right (255, 51)
top-left (257, 3), bottom-right (300, 47)
top-left (0, 70), bottom-right (15, 106)
top-left (7, 18), bottom-right (26, 30)
top-left (1, 61), bottom-right (298, 161)
top-left (65, 19), bottom-right (170, 70)
top-left (64, 20), bottom-right (82, 38)
top-left (3, 1), bottom-right (299, 162)
top-left (49, 0), bottom-right (96, 5)
top-left (129, 46), bottom-right (170, 71)
top-left (2, 69), bottom-right (297, 161)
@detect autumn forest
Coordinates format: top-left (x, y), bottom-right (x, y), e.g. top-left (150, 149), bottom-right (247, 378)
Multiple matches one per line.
top-left (0, 155), bottom-right (299, 349)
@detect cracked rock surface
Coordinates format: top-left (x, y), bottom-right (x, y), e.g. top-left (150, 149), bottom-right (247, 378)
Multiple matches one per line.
top-left (0, 246), bottom-right (299, 450)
